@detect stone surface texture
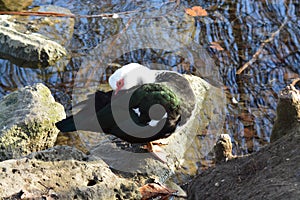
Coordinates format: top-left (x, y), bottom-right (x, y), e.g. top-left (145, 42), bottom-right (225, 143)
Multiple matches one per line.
top-left (188, 83), bottom-right (300, 200)
top-left (0, 83), bottom-right (65, 161)
top-left (0, 5), bottom-right (74, 68)
top-left (0, 146), bottom-right (141, 199)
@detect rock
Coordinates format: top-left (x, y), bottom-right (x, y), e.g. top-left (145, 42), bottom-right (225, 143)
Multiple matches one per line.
top-left (26, 145), bottom-right (88, 161)
top-left (214, 134), bottom-right (235, 163)
top-left (0, 146), bottom-right (141, 199)
top-left (0, 24), bottom-right (67, 68)
top-left (188, 129), bottom-right (300, 200)
top-left (0, 0), bottom-right (32, 11)
top-left (55, 131), bottom-right (90, 154)
top-left (0, 83), bottom-right (66, 161)
top-left (0, 5), bottom-right (74, 68)
top-left (188, 83), bottom-right (300, 199)
top-left (88, 74), bottom-right (225, 183)
top-left (271, 82), bottom-right (300, 142)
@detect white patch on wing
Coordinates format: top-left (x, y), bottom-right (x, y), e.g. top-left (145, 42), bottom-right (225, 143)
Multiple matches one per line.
top-left (148, 119), bottom-right (160, 127)
top-left (132, 108), bottom-right (141, 117)
top-left (162, 112), bottom-right (167, 118)
top-left (148, 112), bottom-right (167, 127)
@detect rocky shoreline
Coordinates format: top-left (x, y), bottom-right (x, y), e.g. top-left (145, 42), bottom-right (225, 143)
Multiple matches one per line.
top-left (0, 2), bottom-right (299, 199)
top-left (1, 77), bottom-right (299, 199)
top-left (0, 71), bottom-right (225, 199)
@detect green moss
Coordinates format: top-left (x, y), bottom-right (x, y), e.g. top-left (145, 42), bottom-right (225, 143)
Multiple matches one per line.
top-left (0, 119), bottom-right (59, 161)
top-left (0, 83), bottom-right (65, 161)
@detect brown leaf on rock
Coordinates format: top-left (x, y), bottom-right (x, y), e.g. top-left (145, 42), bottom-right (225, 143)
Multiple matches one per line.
top-left (139, 183), bottom-right (177, 200)
top-left (210, 42), bottom-right (224, 51)
top-left (185, 6), bottom-right (208, 17)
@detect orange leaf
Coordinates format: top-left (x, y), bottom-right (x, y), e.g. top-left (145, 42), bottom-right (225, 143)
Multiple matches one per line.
top-left (185, 6), bottom-right (208, 17)
top-left (210, 42), bottom-right (224, 51)
top-left (243, 127), bottom-right (255, 138)
top-left (139, 183), bottom-right (177, 200)
top-left (238, 112), bottom-right (254, 123)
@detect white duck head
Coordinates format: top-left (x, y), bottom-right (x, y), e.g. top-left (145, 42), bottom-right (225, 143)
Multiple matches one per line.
top-left (108, 63), bottom-right (156, 94)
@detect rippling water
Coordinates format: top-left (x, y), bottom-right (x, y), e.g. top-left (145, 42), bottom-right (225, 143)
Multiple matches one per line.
top-left (0, 0), bottom-right (299, 183)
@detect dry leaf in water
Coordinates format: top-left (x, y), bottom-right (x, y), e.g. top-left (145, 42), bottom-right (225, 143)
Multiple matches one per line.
top-left (243, 127), bottom-right (255, 138)
top-left (139, 183), bottom-right (177, 200)
top-left (238, 112), bottom-right (254, 123)
top-left (185, 6), bottom-right (208, 17)
top-left (210, 42), bottom-right (224, 51)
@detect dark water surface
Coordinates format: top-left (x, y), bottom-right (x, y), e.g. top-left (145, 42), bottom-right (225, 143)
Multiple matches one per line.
top-left (0, 0), bottom-right (299, 181)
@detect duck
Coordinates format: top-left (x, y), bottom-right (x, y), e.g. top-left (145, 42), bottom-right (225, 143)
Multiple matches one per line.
top-left (55, 63), bottom-right (185, 144)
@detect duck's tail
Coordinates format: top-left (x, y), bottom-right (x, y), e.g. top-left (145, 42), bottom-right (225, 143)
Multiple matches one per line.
top-left (55, 116), bottom-right (77, 132)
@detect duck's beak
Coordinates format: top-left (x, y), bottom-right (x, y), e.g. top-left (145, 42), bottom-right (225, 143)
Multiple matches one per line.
top-left (114, 88), bottom-right (120, 95)
top-left (114, 85), bottom-right (122, 95)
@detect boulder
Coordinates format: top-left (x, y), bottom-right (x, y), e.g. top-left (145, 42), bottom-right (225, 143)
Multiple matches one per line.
top-left (0, 24), bottom-right (67, 68)
top-left (0, 83), bottom-right (65, 161)
top-left (271, 82), bottom-right (300, 142)
top-left (188, 128), bottom-right (300, 200)
top-left (188, 83), bottom-right (300, 200)
top-left (0, 146), bottom-right (141, 199)
top-left (0, 5), bottom-right (74, 68)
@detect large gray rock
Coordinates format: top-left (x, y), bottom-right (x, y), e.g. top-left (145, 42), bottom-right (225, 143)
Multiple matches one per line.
top-left (0, 5), bottom-right (74, 68)
top-left (271, 83), bottom-right (300, 142)
top-left (0, 24), bottom-right (67, 68)
top-left (0, 83), bottom-right (66, 161)
top-left (0, 146), bottom-right (141, 199)
top-left (187, 126), bottom-right (300, 200)
top-left (188, 83), bottom-right (300, 200)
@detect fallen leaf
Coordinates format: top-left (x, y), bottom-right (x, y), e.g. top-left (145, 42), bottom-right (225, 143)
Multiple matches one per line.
top-left (243, 127), bottom-right (255, 138)
top-left (139, 183), bottom-right (177, 200)
top-left (185, 6), bottom-right (208, 17)
top-left (238, 112), bottom-right (254, 123)
top-left (210, 42), bottom-right (224, 51)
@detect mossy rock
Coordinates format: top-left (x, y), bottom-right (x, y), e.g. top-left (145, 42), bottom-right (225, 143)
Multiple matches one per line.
top-left (0, 83), bottom-right (66, 161)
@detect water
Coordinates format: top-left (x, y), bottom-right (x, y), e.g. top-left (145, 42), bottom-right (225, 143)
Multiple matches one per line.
top-left (0, 0), bottom-right (300, 184)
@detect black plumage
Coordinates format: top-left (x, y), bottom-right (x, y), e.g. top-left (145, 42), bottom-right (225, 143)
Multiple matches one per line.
top-left (56, 83), bottom-right (181, 143)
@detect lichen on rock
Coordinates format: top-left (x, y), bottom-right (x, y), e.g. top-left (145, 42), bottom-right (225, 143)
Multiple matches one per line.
top-left (0, 83), bottom-right (66, 161)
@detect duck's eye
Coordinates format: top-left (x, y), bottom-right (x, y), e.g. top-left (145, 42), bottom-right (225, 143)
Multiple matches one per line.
top-left (117, 81), bottom-right (122, 86)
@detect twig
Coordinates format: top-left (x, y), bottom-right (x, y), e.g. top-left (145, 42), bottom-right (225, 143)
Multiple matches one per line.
top-left (0, 0), bottom-right (180, 19)
top-left (0, 11), bottom-right (76, 17)
top-left (236, 17), bottom-right (288, 75)
top-left (0, 10), bottom-right (135, 18)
